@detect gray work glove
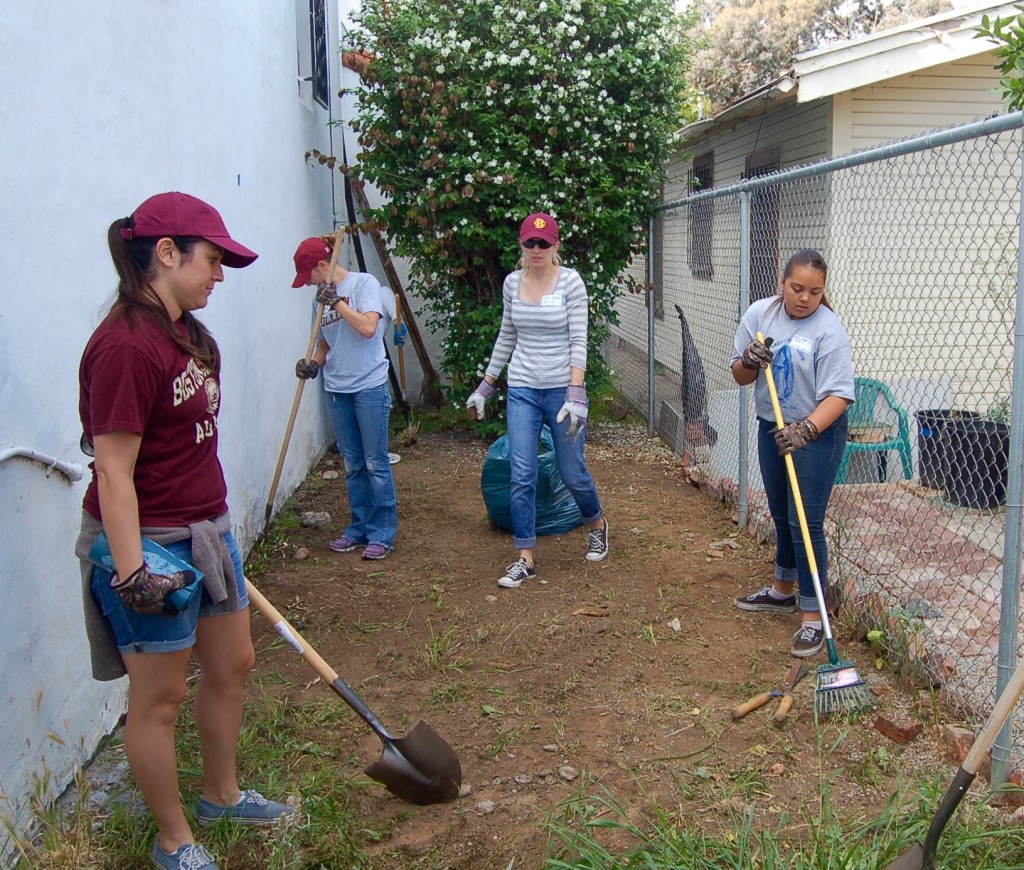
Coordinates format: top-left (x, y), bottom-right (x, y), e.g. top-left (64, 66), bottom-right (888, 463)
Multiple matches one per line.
top-left (295, 359), bottom-right (320, 380)
top-left (111, 564), bottom-right (194, 616)
top-left (741, 336), bottom-right (774, 370)
top-left (556, 384), bottom-right (589, 436)
top-left (315, 281), bottom-right (340, 306)
top-left (466, 379), bottom-right (497, 420)
top-left (774, 419), bottom-right (819, 456)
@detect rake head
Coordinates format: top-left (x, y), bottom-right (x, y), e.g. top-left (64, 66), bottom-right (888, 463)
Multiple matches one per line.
top-left (816, 660), bottom-right (877, 716)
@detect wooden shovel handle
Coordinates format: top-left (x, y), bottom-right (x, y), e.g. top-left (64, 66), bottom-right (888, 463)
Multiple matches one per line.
top-left (731, 691), bottom-right (773, 720)
top-left (263, 226), bottom-right (346, 530)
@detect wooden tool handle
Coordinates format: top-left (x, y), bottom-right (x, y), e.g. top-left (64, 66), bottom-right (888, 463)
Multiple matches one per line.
top-left (263, 226), bottom-right (346, 531)
top-left (773, 695), bottom-right (795, 723)
top-left (731, 691), bottom-right (773, 720)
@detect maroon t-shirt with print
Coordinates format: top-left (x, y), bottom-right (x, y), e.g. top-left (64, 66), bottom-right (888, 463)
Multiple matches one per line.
top-left (79, 314), bottom-right (228, 526)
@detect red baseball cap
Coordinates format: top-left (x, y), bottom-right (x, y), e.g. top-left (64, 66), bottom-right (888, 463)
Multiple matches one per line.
top-left (292, 237), bottom-right (333, 288)
top-left (120, 192), bottom-right (258, 268)
top-left (519, 212), bottom-right (559, 245)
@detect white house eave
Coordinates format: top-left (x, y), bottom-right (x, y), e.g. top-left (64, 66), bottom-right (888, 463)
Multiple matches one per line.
top-left (676, 75), bottom-right (797, 142)
top-left (793, 1), bottom-right (1019, 103)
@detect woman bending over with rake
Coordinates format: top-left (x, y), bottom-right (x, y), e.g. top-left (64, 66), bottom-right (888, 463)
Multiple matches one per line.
top-left (731, 249), bottom-right (854, 658)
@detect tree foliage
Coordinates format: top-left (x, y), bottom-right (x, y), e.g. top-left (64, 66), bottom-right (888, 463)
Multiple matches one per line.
top-left (335, 0), bottom-right (689, 409)
top-left (977, 4), bottom-right (1024, 110)
top-left (689, 0), bottom-right (950, 110)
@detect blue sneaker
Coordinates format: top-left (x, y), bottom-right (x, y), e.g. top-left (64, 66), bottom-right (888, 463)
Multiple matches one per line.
top-left (151, 841), bottom-right (219, 870)
top-left (195, 789), bottom-right (294, 827)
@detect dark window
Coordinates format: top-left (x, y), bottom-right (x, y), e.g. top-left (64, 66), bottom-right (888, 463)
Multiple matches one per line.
top-left (309, 0), bottom-right (329, 108)
top-left (688, 153), bottom-right (713, 281)
top-left (744, 147), bottom-right (781, 302)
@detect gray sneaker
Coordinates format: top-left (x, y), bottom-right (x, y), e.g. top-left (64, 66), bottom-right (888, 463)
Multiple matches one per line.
top-left (734, 586), bottom-right (796, 613)
top-left (586, 519), bottom-right (609, 562)
top-left (498, 559), bottom-right (537, 589)
top-left (195, 789), bottom-right (294, 827)
top-left (791, 623), bottom-right (825, 658)
top-left (151, 842), bottom-right (219, 870)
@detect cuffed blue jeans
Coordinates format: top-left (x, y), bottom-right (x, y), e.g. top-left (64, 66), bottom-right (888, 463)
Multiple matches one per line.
top-left (506, 386), bottom-right (602, 549)
top-left (757, 413), bottom-right (847, 613)
top-left (325, 385), bottom-right (397, 549)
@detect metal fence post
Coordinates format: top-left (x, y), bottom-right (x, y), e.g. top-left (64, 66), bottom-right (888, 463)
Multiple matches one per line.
top-left (992, 135), bottom-right (1024, 785)
top-left (647, 216), bottom-right (656, 437)
top-left (737, 191), bottom-right (751, 529)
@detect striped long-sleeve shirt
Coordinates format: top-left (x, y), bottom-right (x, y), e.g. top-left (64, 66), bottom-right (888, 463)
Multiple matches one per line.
top-left (485, 267), bottom-right (589, 388)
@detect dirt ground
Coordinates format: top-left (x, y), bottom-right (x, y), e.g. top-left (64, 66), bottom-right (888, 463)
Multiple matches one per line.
top-left (234, 419), bottom-right (958, 868)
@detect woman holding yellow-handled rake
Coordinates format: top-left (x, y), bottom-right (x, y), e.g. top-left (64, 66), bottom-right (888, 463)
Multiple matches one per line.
top-left (730, 249), bottom-right (854, 658)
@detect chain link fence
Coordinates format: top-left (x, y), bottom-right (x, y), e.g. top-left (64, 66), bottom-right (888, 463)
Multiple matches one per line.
top-left (610, 112), bottom-right (1024, 767)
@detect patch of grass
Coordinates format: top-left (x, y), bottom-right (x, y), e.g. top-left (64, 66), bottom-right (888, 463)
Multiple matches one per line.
top-left (542, 776), bottom-right (1024, 869)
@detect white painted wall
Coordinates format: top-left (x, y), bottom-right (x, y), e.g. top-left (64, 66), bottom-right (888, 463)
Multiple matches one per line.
top-left (0, 2), bottom-right (342, 858)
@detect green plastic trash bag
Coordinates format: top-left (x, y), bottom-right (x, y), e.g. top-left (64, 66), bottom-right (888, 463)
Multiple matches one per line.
top-left (480, 425), bottom-right (583, 535)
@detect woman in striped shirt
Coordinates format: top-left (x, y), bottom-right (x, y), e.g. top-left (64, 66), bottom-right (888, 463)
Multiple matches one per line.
top-left (467, 212), bottom-right (609, 589)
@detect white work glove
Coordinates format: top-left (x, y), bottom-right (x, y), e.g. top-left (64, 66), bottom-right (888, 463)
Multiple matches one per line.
top-left (556, 385), bottom-right (589, 436)
top-left (466, 379), bottom-right (497, 420)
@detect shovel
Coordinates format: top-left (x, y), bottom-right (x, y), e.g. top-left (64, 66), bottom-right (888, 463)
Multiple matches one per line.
top-left (884, 657), bottom-right (1024, 869)
top-left (245, 579), bottom-right (462, 805)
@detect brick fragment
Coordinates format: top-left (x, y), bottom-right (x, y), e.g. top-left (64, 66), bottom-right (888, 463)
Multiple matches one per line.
top-left (873, 715), bottom-right (923, 745)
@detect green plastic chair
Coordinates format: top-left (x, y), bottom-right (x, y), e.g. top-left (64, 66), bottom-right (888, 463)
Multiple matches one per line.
top-left (836, 377), bottom-right (913, 484)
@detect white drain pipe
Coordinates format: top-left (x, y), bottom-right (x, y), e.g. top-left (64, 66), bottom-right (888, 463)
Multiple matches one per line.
top-left (0, 448), bottom-right (85, 483)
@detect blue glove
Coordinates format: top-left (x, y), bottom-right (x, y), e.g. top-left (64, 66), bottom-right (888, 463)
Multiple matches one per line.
top-left (393, 322), bottom-right (408, 347)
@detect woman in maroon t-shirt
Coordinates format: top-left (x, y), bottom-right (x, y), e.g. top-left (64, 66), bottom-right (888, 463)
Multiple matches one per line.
top-left (77, 193), bottom-right (291, 870)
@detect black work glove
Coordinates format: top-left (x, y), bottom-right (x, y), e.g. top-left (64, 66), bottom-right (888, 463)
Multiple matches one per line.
top-left (111, 565), bottom-right (194, 616)
top-left (774, 419), bottom-right (819, 456)
top-left (315, 281), bottom-right (340, 306)
top-left (295, 359), bottom-right (320, 380)
top-left (741, 336), bottom-right (774, 370)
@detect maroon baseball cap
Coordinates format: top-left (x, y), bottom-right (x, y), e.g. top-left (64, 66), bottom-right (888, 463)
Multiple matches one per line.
top-left (519, 212), bottom-right (559, 245)
top-left (291, 237), bottom-right (333, 288)
top-left (120, 192), bottom-right (258, 268)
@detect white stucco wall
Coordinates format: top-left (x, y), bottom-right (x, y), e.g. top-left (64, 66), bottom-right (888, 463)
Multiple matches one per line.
top-left (0, 2), bottom-right (343, 859)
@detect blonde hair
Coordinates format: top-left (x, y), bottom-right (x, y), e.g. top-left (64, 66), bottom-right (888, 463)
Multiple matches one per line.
top-left (517, 250), bottom-right (563, 273)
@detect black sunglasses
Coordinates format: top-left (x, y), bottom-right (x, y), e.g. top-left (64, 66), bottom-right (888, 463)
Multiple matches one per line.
top-left (522, 238), bottom-right (553, 249)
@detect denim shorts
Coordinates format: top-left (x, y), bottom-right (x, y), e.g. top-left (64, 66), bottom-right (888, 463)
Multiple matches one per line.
top-left (89, 530), bottom-right (249, 656)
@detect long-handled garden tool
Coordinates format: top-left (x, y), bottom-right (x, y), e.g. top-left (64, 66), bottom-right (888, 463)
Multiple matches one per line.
top-left (758, 332), bottom-right (875, 716)
top-left (246, 579), bottom-right (462, 805)
top-left (263, 225), bottom-right (345, 534)
top-left (731, 660), bottom-right (809, 723)
top-left (884, 657), bottom-right (1024, 869)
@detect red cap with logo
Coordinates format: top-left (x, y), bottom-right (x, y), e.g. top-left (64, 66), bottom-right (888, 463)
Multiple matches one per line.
top-left (291, 237), bottom-right (333, 288)
top-left (519, 212), bottom-right (559, 245)
top-left (119, 192), bottom-right (258, 268)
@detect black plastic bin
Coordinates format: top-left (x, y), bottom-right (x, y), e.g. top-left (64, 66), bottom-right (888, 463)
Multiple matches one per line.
top-left (940, 417), bottom-right (1009, 509)
top-left (914, 409), bottom-right (980, 489)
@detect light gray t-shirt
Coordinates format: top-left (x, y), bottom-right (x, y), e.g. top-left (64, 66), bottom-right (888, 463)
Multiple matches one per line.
top-left (317, 271), bottom-right (387, 393)
top-left (732, 296), bottom-right (855, 423)
top-left (485, 267), bottom-right (588, 389)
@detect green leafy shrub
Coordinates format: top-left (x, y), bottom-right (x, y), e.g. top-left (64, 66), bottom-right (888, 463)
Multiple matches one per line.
top-left (322, 0), bottom-right (689, 413)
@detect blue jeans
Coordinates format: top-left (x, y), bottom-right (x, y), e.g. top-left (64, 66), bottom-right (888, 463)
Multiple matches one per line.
top-left (325, 385), bottom-right (397, 549)
top-left (506, 386), bottom-right (603, 549)
top-left (757, 413), bottom-right (847, 613)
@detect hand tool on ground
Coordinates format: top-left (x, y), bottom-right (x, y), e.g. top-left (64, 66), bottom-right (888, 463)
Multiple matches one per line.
top-left (883, 656), bottom-right (1024, 869)
top-left (263, 226), bottom-right (345, 535)
top-left (246, 579), bottom-right (462, 804)
top-left (730, 661), bottom-right (809, 722)
top-left (758, 331), bottom-right (875, 716)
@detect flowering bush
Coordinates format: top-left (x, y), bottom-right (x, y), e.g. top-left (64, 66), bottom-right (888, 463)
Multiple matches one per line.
top-left (341, 0), bottom-right (688, 408)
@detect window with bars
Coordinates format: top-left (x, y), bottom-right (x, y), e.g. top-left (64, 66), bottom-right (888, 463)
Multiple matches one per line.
top-left (309, 0), bottom-right (329, 108)
top-left (745, 146), bottom-right (781, 303)
top-left (688, 153), bottom-right (713, 281)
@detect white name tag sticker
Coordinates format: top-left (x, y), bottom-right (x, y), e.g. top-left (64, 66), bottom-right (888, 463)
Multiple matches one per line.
top-left (541, 294), bottom-right (563, 307)
top-left (790, 335), bottom-right (813, 355)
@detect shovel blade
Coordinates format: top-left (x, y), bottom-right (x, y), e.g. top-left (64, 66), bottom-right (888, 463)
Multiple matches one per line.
top-left (364, 719), bottom-right (462, 805)
top-left (883, 843), bottom-right (928, 870)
